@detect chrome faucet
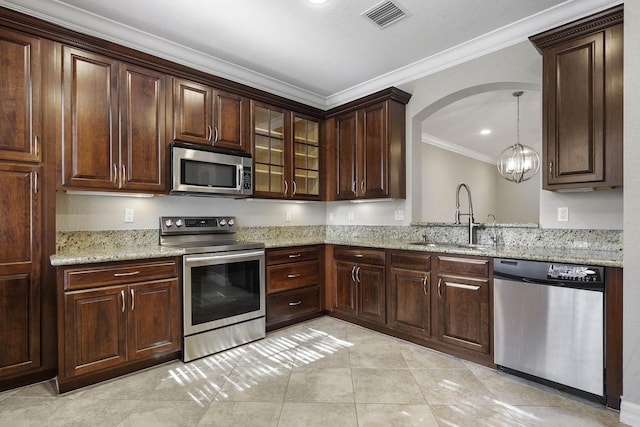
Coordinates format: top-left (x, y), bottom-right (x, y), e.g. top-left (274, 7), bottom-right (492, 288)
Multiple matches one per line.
top-left (455, 182), bottom-right (479, 245)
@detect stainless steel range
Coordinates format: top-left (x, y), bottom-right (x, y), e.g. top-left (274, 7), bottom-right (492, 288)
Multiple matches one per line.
top-left (160, 216), bottom-right (265, 362)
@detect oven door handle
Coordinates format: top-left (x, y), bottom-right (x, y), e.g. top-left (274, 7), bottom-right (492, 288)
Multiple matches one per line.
top-left (185, 250), bottom-right (264, 264)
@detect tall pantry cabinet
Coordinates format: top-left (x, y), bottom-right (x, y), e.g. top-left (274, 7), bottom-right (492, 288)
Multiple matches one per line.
top-left (0, 24), bottom-right (56, 390)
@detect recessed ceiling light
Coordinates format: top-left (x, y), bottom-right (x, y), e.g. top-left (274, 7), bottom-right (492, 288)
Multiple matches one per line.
top-left (307, 0), bottom-right (328, 4)
top-left (480, 129), bottom-right (492, 135)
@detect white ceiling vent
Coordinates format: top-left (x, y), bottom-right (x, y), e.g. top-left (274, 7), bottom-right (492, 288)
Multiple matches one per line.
top-left (362, 1), bottom-right (409, 29)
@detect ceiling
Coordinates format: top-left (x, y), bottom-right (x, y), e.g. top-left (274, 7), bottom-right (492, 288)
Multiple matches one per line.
top-left (0, 0), bottom-right (621, 108)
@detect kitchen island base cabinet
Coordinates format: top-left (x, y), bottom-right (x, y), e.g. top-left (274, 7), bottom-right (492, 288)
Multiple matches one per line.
top-left (57, 258), bottom-right (181, 393)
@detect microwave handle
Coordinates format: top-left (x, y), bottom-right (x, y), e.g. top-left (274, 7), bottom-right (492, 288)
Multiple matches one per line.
top-left (238, 166), bottom-right (243, 191)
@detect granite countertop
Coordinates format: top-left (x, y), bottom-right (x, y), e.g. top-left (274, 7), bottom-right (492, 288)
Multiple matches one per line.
top-left (51, 234), bottom-right (622, 268)
top-left (50, 245), bottom-right (184, 266)
top-left (267, 237), bottom-right (623, 268)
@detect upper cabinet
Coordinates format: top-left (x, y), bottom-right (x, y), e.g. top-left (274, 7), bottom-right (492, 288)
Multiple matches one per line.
top-left (60, 47), bottom-right (168, 193)
top-left (0, 28), bottom-right (41, 163)
top-left (530, 5), bottom-right (623, 191)
top-left (252, 102), bottom-right (321, 200)
top-left (326, 88), bottom-right (411, 201)
top-left (173, 78), bottom-right (249, 153)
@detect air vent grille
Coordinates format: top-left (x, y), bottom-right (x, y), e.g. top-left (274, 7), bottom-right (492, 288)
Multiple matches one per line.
top-left (362, 1), bottom-right (407, 28)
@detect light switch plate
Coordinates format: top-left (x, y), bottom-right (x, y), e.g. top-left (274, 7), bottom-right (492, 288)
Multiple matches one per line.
top-left (285, 211), bottom-right (292, 222)
top-left (394, 210), bottom-right (405, 221)
top-left (557, 207), bottom-right (569, 222)
top-left (348, 210), bottom-right (354, 221)
top-left (124, 208), bottom-right (135, 223)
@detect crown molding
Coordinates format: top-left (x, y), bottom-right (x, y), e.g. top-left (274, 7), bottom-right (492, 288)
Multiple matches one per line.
top-left (0, 0), bottom-right (622, 110)
top-left (422, 132), bottom-right (495, 165)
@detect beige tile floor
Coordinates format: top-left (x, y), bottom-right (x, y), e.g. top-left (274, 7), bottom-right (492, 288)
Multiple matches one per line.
top-left (0, 316), bottom-right (626, 426)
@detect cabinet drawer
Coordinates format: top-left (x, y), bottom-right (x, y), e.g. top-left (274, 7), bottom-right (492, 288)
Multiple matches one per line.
top-left (267, 246), bottom-right (320, 265)
top-left (437, 256), bottom-right (489, 278)
top-left (63, 259), bottom-right (179, 291)
top-left (389, 250), bottom-right (431, 271)
top-left (267, 286), bottom-right (320, 325)
top-left (334, 246), bottom-right (385, 265)
top-left (268, 261), bottom-right (319, 293)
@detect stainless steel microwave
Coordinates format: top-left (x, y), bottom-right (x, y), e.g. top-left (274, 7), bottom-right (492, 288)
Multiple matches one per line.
top-left (170, 142), bottom-right (252, 197)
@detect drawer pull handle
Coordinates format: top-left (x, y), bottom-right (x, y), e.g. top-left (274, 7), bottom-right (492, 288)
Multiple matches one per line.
top-left (354, 254), bottom-right (363, 258)
top-left (113, 271), bottom-right (140, 277)
top-left (287, 274), bottom-right (301, 279)
top-left (289, 301), bottom-right (302, 306)
top-left (288, 254), bottom-right (301, 258)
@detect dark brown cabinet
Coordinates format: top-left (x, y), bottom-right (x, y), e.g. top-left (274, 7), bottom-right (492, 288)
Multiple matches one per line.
top-left (57, 258), bottom-right (181, 392)
top-left (333, 246), bottom-right (386, 325)
top-left (530, 6), bottom-right (623, 190)
top-left (435, 255), bottom-right (491, 355)
top-left (326, 88), bottom-right (410, 201)
top-left (387, 251), bottom-right (431, 338)
top-left (0, 28), bottom-right (41, 163)
top-left (266, 246), bottom-right (322, 330)
top-left (173, 78), bottom-right (248, 153)
top-left (252, 103), bottom-right (322, 200)
top-left (0, 163), bottom-right (41, 378)
top-left (60, 47), bottom-right (168, 192)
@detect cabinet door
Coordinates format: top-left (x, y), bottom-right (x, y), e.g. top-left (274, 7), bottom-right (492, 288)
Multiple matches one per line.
top-left (173, 78), bottom-right (213, 145)
top-left (0, 164), bottom-right (41, 376)
top-left (544, 32), bottom-right (605, 187)
top-left (64, 286), bottom-right (127, 377)
top-left (292, 114), bottom-right (321, 199)
top-left (213, 90), bottom-right (247, 152)
top-left (253, 103), bottom-right (289, 197)
top-left (357, 264), bottom-right (386, 325)
top-left (388, 267), bottom-right (430, 337)
top-left (360, 102), bottom-right (389, 198)
top-left (0, 28), bottom-right (41, 162)
top-left (128, 279), bottom-right (180, 360)
top-left (119, 63), bottom-right (166, 192)
top-left (334, 111), bottom-right (358, 200)
top-left (437, 275), bottom-right (490, 354)
top-left (334, 261), bottom-right (356, 316)
top-left (61, 46), bottom-right (119, 189)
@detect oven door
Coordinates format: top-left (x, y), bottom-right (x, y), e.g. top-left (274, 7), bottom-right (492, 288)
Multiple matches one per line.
top-left (183, 249), bottom-right (265, 336)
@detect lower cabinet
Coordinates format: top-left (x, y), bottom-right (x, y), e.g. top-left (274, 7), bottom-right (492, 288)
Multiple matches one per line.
top-left (387, 251), bottom-right (431, 338)
top-left (333, 246), bottom-right (386, 326)
top-left (435, 255), bottom-right (492, 356)
top-left (57, 258), bottom-right (181, 392)
top-left (266, 246), bottom-right (322, 330)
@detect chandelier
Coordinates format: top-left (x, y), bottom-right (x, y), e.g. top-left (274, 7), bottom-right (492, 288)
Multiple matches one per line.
top-left (496, 91), bottom-right (540, 183)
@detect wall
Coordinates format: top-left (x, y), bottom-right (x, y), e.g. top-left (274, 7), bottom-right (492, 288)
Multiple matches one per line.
top-left (421, 142), bottom-right (539, 224)
top-left (622, 1), bottom-right (640, 425)
top-left (56, 192), bottom-right (326, 231)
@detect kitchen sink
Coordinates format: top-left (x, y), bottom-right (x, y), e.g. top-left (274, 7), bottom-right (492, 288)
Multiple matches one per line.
top-left (409, 242), bottom-right (488, 251)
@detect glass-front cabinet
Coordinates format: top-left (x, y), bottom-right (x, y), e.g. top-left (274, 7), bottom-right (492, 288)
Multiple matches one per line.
top-left (252, 102), bottom-right (321, 200)
top-left (292, 114), bottom-right (320, 198)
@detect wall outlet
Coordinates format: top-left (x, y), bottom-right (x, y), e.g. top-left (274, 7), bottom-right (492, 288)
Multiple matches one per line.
top-left (124, 208), bottom-right (135, 223)
top-left (348, 210), bottom-right (354, 221)
top-left (285, 211), bottom-right (292, 222)
top-left (394, 209), bottom-right (405, 221)
top-left (557, 207), bottom-right (569, 222)
top-left (328, 212), bottom-right (334, 221)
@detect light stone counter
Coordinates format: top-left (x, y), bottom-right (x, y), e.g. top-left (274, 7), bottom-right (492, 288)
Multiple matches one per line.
top-left (53, 224), bottom-right (623, 268)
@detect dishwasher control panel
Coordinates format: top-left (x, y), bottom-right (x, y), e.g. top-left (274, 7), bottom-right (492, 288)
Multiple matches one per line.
top-left (547, 264), bottom-right (602, 282)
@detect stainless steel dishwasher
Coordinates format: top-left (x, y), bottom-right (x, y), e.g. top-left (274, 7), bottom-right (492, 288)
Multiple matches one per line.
top-left (493, 258), bottom-right (605, 399)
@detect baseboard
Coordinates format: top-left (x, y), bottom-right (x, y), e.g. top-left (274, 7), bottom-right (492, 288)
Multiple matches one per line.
top-left (621, 399), bottom-right (640, 427)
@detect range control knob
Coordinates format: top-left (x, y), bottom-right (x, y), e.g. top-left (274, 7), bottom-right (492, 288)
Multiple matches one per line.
top-left (220, 219), bottom-right (227, 226)
top-left (175, 219), bottom-right (183, 227)
top-left (228, 219), bottom-right (235, 226)
top-left (164, 219), bottom-right (173, 228)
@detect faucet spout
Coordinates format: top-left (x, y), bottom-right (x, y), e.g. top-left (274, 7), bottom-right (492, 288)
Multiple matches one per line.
top-left (455, 182), bottom-right (478, 245)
